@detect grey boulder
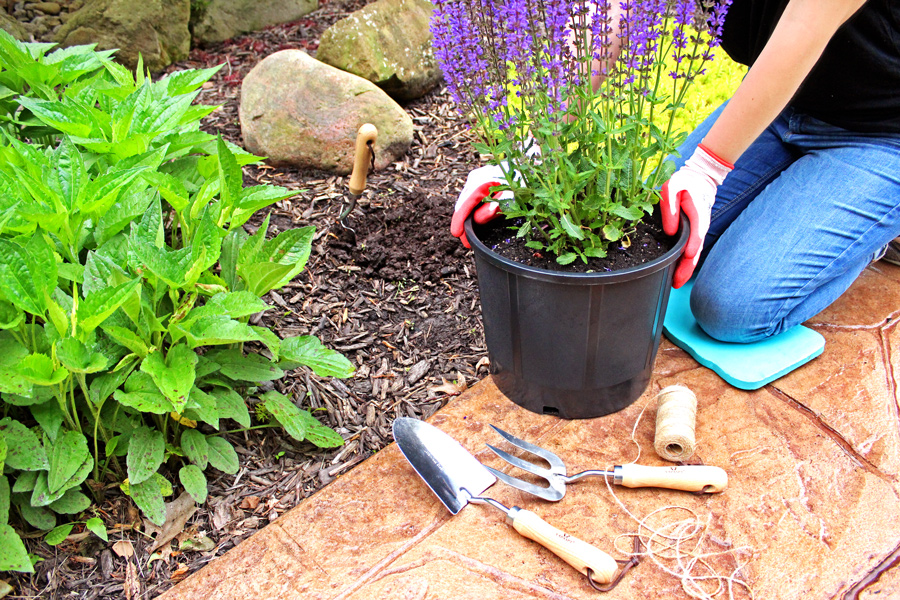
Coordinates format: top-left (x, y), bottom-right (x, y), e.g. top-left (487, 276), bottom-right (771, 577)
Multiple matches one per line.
top-left (239, 49), bottom-right (413, 174)
top-left (316, 0), bottom-right (441, 102)
top-left (191, 0), bottom-right (318, 45)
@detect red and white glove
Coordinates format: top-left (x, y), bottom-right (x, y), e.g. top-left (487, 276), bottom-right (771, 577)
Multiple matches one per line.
top-left (449, 163), bottom-right (513, 248)
top-left (661, 144), bottom-right (733, 288)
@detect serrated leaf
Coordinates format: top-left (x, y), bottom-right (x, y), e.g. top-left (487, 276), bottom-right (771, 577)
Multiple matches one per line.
top-left (175, 315), bottom-right (271, 351)
top-left (261, 391), bottom-right (307, 442)
top-left (30, 400), bottom-right (65, 443)
top-left (204, 349), bottom-right (283, 382)
top-left (180, 429), bottom-right (208, 470)
top-left (556, 253), bottom-right (578, 265)
top-left (0, 235), bottom-right (56, 315)
top-left (301, 412), bottom-right (345, 448)
top-left (77, 278), bottom-right (141, 334)
top-left (559, 214), bottom-right (585, 240)
top-left (85, 517), bottom-right (108, 542)
top-left (48, 489), bottom-right (90, 514)
top-left (139, 345), bottom-right (197, 413)
top-left (211, 387), bottom-right (250, 428)
top-left (206, 436), bottom-right (239, 475)
top-left (0, 418), bottom-right (48, 471)
top-left (18, 353), bottom-right (68, 386)
top-left (279, 336), bottom-right (354, 378)
top-left (126, 426), bottom-right (164, 486)
top-left (0, 332), bottom-right (32, 396)
top-left (0, 524), bottom-right (34, 572)
top-left (48, 431), bottom-right (90, 495)
top-left (56, 337), bottom-right (107, 374)
top-left (113, 370), bottom-right (174, 414)
top-left (178, 465), bottom-right (207, 504)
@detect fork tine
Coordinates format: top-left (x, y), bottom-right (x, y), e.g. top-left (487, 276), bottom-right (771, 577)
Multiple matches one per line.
top-left (483, 466), bottom-right (565, 501)
top-left (486, 444), bottom-right (556, 480)
top-left (489, 425), bottom-right (567, 472)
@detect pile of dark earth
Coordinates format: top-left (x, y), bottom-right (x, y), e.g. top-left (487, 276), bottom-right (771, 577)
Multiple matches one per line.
top-left (8, 1), bottom-right (492, 598)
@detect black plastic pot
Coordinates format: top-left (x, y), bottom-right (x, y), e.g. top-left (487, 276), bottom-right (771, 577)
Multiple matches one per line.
top-left (464, 213), bottom-right (689, 419)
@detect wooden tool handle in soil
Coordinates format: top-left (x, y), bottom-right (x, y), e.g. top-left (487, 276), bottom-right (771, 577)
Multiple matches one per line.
top-left (617, 464), bottom-right (728, 493)
top-left (349, 124), bottom-right (377, 196)
top-left (509, 508), bottom-right (618, 583)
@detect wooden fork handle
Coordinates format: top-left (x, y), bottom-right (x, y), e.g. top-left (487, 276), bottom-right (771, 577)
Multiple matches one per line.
top-left (616, 464), bottom-right (728, 493)
top-left (508, 508), bottom-right (618, 583)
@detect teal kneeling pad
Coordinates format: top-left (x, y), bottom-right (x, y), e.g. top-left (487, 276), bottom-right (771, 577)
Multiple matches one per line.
top-left (662, 280), bottom-right (825, 390)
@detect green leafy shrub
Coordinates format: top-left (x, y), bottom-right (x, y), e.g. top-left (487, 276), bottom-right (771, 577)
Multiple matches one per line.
top-left (0, 30), bottom-right (353, 572)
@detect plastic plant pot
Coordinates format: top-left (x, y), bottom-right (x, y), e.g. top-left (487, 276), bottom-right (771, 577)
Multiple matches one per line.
top-left (464, 213), bottom-right (689, 419)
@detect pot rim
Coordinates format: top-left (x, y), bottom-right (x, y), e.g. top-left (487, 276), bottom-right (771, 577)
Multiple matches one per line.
top-left (463, 211), bottom-right (690, 285)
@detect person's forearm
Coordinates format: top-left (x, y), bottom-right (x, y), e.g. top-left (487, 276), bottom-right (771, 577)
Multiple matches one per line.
top-left (702, 0), bottom-right (867, 164)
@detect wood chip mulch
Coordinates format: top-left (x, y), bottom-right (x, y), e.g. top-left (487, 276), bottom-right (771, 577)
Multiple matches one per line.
top-left (7, 1), bottom-right (492, 598)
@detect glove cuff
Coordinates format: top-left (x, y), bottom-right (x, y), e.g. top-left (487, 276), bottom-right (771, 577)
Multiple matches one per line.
top-left (691, 144), bottom-right (733, 186)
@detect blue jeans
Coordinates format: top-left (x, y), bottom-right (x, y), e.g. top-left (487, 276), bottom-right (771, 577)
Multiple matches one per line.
top-left (671, 103), bottom-right (900, 342)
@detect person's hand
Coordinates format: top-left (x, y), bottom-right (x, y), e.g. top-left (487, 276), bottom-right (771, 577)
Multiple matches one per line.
top-left (450, 163), bottom-right (514, 248)
top-left (661, 144), bottom-right (733, 288)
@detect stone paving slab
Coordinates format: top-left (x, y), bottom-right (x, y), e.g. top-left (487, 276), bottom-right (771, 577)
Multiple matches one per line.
top-left (160, 263), bottom-right (900, 599)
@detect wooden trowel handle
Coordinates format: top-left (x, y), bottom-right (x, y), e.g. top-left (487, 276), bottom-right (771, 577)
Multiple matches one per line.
top-left (616, 464), bottom-right (728, 493)
top-left (508, 508), bottom-right (618, 584)
top-left (349, 124), bottom-right (378, 196)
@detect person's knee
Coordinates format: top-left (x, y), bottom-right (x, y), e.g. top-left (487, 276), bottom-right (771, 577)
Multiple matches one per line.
top-left (689, 277), bottom-right (776, 343)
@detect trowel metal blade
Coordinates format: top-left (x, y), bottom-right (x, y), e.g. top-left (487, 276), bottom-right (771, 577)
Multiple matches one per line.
top-left (392, 417), bottom-right (496, 515)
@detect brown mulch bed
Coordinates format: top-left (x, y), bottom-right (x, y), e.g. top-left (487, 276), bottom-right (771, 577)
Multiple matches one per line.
top-left (7, 1), bottom-right (490, 598)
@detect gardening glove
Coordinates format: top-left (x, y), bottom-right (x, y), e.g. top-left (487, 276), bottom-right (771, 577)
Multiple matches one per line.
top-left (661, 144), bottom-right (733, 289)
top-left (450, 138), bottom-right (541, 248)
top-left (450, 163), bottom-right (512, 248)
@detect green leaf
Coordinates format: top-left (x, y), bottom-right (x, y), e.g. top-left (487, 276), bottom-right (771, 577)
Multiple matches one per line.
top-left (230, 185), bottom-right (298, 228)
top-left (279, 336), bottom-right (355, 378)
top-left (0, 235), bottom-right (56, 316)
top-left (179, 292), bottom-right (269, 327)
top-left (556, 253), bottom-right (577, 265)
top-left (238, 262), bottom-right (303, 298)
top-left (17, 97), bottom-right (95, 137)
top-left (219, 228), bottom-right (246, 290)
top-left (77, 278), bottom-right (141, 334)
top-left (139, 345), bottom-right (197, 413)
top-left (216, 135), bottom-right (243, 213)
top-left (128, 473), bottom-right (170, 526)
top-left (0, 332), bottom-right (32, 396)
top-left (85, 517), bottom-right (108, 542)
top-left (184, 386), bottom-right (218, 430)
top-left (559, 214), bottom-right (585, 240)
top-left (611, 204), bottom-right (645, 221)
top-left (113, 371), bottom-right (175, 415)
top-left (211, 387), bottom-right (250, 429)
top-left (300, 412), bottom-right (345, 448)
top-left (206, 436), bottom-right (239, 474)
top-left (31, 456), bottom-right (92, 507)
top-left (0, 418), bottom-right (48, 471)
top-left (0, 299), bottom-right (23, 330)
top-left (48, 489), bottom-right (91, 514)
top-left (45, 523), bottom-right (75, 546)
top-left (204, 349), bottom-right (283, 382)
top-left (174, 315), bottom-right (272, 351)
top-left (18, 500), bottom-right (56, 529)
top-left (48, 431), bottom-right (90, 495)
top-left (126, 426), bottom-right (164, 485)
top-left (181, 429), bottom-right (208, 470)
top-left (29, 400), bottom-right (64, 443)
top-left (179, 465), bottom-right (207, 504)
top-left (261, 391), bottom-right (308, 442)
top-left (0, 476), bottom-right (8, 525)
top-left (18, 353), bottom-right (68, 386)
top-left (0, 524), bottom-right (34, 572)
top-left (56, 338), bottom-right (107, 374)
top-left (12, 471), bottom-right (38, 493)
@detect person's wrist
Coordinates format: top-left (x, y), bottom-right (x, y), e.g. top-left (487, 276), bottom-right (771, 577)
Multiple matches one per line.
top-left (692, 144), bottom-right (733, 186)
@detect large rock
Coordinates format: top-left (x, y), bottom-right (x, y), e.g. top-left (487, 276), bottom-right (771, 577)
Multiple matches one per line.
top-left (239, 49), bottom-right (414, 174)
top-left (191, 0), bottom-right (318, 45)
top-left (54, 0), bottom-right (190, 72)
top-left (316, 0), bottom-right (441, 102)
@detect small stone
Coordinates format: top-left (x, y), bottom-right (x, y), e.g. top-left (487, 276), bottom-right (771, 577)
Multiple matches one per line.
top-left (32, 2), bottom-right (60, 15)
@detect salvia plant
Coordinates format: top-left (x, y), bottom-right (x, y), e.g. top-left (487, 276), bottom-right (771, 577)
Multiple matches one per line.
top-left (431, 0), bottom-right (731, 264)
top-left (0, 30), bottom-right (353, 572)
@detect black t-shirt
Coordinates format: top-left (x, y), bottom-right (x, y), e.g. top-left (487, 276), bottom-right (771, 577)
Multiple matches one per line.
top-left (720, 0), bottom-right (900, 133)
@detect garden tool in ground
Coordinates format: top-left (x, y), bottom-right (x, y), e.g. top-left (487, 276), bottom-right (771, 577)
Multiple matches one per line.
top-left (339, 123), bottom-right (378, 231)
top-left (485, 425), bottom-right (728, 501)
top-left (392, 417), bottom-right (639, 591)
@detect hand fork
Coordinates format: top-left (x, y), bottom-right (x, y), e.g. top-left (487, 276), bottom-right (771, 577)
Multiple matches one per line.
top-left (485, 426), bottom-right (728, 501)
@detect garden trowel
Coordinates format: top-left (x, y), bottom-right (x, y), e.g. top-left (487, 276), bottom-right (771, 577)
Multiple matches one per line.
top-left (392, 417), bottom-right (630, 588)
top-left (339, 123), bottom-right (378, 230)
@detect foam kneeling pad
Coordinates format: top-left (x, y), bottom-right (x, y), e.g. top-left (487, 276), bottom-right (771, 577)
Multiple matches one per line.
top-left (662, 280), bottom-right (825, 390)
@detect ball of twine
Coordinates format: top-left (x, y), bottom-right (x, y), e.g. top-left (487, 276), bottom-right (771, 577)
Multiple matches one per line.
top-left (654, 385), bottom-right (697, 462)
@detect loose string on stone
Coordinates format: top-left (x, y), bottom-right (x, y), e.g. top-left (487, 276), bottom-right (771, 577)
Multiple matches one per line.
top-left (606, 391), bottom-right (756, 599)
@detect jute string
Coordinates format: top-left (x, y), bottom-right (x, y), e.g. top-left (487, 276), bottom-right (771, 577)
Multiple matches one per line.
top-left (606, 395), bottom-right (756, 599)
top-left (654, 385), bottom-right (698, 462)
